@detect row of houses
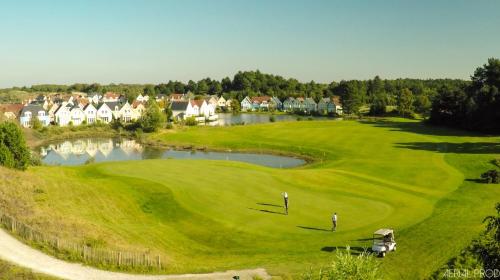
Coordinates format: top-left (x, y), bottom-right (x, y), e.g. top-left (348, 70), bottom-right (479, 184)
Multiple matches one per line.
top-left (1, 93), bottom-right (148, 128)
top-left (171, 99), bottom-right (218, 121)
top-left (241, 96), bottom-right (343, 114)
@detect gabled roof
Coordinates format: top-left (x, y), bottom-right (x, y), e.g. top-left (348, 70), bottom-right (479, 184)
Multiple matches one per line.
top-left (170, 93), bottom-right (185, 100)
top-left (304, 97), bottom-right (317, 104)
top-left (83, 103), bottom-right (96, 111)
top-left (103, 92), bottom-right (121, 99)
top-left (104, 101), bottom-right (123, 110)
top-left (96, 102), bottom-right (112, 110)
top-left (132, 101), bottom-right (145, 108)
top-left (250, 96), bottom-right (271, 104)
top-left (0, 104), bottom-right (24, 116)
top-left (20, 104), bottom-right (46, 116)
top-left (190, 99), bottom-right (205, 108)
top-left (171, 101), bottom-right (189, 111)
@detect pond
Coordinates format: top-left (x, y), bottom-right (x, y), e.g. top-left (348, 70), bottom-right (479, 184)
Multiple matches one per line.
top-left (39, 138), bottom-right (306, 168)
top-left (212, 113), bottom-right (336, 126)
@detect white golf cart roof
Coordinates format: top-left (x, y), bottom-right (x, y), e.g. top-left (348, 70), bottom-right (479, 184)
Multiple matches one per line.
top-left (374, 228), bottom-right (393, 236)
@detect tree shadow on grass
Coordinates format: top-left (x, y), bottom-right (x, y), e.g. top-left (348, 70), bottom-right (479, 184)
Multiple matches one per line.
top-left (248, 207), bottom-right (286, 215)
top-left (465, 178), bottom-right (486, 184)
top-left (321, 246), bottom-right (366, 255)
top-left (297, 226), bottom-right (331, 232)
top-left (358, 119), bottom-right (492, 137)
top-left (256, 202), bottom-right (282, 208)
top-left (395, 142), bottom-right (500, 154)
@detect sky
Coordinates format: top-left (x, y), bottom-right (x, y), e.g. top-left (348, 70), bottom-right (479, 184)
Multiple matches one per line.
top-left (0, 0), bottom-right (499, 88)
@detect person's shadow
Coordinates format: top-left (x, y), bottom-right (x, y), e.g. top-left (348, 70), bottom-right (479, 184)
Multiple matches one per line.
top-left (297, 226), bottom-right (331, 232)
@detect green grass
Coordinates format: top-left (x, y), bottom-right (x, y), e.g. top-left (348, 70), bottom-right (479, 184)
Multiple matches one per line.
top-left (2, 118), bottom-right (499, 279)
top-left (0, 259), bottom-right (57, 280)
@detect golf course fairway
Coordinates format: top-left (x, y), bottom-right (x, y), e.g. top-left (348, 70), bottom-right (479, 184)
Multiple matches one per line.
top-left (2, 118), bottom-right (499, 279)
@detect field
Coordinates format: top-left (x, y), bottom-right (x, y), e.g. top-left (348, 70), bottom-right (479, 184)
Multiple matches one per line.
top-left (1, 119), bottom-right (499, 279)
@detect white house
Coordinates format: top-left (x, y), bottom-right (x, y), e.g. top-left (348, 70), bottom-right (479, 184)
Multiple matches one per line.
top-left (217, 96), bottom-right (226, 109)
top-left (88, 93), bottom-right (101, 104)
top-left (96, 103), bottom-right (113, 123)
top-left (19, 104), bottom-right (50, 128)
top-left (70, 104), bottom-right (85, 126)
top-left (118, 102), bottom-right (135, 122)
top-left (171, 101), bottom-right (190, 120)
top-left (136, 94), bottom-right (150, 103)
top-left (240, 96), bottom-right (252, 111)
top-left (132, 101), bottom-right (146, 120)
top-left (83, 103), bottom-right (97, 124)
top-left (54, 103), bottom-right (72, 126)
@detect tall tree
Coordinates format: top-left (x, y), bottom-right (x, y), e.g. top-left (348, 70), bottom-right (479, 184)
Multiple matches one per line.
top-left (398, 88), bottom-right (414, 118)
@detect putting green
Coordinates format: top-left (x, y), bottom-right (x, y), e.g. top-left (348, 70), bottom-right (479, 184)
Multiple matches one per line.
top-left (5, 119), bottom-right (499, 278)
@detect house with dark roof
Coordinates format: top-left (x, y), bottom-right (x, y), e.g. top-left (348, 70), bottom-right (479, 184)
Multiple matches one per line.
top-left (19, 104), bottom-right (50, 128)
top-left (171, 101), bottom-right (190, 120)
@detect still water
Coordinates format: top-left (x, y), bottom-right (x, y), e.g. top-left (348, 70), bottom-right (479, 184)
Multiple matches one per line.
top-left (213, 113), bottom-right (335, 126)
top-left (40, 138), bottom-right (305, 168)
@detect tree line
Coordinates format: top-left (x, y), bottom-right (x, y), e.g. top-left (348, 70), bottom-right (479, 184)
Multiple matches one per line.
top-left (4, 58), bottom-right (498, 132)
top-left (7, 71), bottom-right (465, 114)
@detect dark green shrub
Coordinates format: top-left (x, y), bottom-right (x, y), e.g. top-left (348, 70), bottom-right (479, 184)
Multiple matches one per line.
top-left (269, 115), bottom-right (276, 122)
top-left (481, 170), bottom-right (499, 184)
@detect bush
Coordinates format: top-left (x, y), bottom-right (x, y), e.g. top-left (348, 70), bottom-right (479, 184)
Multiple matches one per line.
top-left (165, 122), bottom-right (173, 129)
top-left (301, 247), bottom-right (380, 280)
top-left (139, 100), bottom-right (166, 132)
top-left (481, 170), bottom-right (499, 184)
top-left (185, 117), bottom-right (197, 126)
top-left (0, 122), bottom-right (31, 170)
top-left (269, 115), bottom-right (276, 122)
top-left (31, 116), bottom-right (43, 130)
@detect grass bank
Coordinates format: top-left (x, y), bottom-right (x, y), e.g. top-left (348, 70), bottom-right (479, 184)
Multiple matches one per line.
top-left (0, 118), bottom-right (498, 278)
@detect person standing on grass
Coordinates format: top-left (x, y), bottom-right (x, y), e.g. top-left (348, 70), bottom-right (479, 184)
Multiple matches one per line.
top-left (332, 213), bottom-right (337, 231)
top-left (282, 192), bottom-right (289, 215)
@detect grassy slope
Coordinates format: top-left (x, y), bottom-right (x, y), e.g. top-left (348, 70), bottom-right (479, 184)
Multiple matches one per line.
top-left (0, 259), bottom-right (57, 280)
top-left (0, 119), bottom-right (498, 279)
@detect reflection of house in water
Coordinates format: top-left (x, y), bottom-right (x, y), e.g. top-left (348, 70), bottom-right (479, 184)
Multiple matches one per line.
top-left (85, 139), bottom-right (99, 157)
top-left (41, 138), bottom-right (145, 162)
top-left (52, 141), bottom-right (73, 160)
top-left (71, 140), bottom-right (86, 155)
top-left (97, 139), bottom-right (114, 157)
top-left (117, 139), bottom-right (143, 155)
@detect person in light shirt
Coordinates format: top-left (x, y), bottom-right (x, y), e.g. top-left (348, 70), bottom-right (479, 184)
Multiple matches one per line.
top-left (332, 213), bottom-right (337, 231)
top-left (282, 192), bottom-right (289, 215)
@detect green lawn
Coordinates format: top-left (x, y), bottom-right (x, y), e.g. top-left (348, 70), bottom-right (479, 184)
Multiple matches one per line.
top-left (4, 119), bottom-right (499, 279)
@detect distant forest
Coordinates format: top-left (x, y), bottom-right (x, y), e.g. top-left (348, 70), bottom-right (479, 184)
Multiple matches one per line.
top-left (1, 58), bottom-right (498, 133)
top-left (1, 71), bottom-right (466, 115)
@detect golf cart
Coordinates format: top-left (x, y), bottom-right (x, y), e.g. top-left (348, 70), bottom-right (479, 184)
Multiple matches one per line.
top-left (371, 228), bottom-right (396, 257)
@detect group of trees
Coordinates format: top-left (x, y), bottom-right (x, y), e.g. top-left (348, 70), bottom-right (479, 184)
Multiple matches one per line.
top-left (429, 58), bottom-right (500, 133)
top-left (7, 71), bottom-right (466, 118)
top-left (6, 58), bottom-right (498, 132)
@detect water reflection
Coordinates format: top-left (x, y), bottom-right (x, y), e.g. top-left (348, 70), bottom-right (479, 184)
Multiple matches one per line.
top-left (40, 138), bottom-right (305, 168)
top-left (212, 113), bottom-right (336, 126)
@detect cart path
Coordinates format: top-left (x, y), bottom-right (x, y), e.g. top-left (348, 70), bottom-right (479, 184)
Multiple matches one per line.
top-left (0, 229), bottom-right (270, 280)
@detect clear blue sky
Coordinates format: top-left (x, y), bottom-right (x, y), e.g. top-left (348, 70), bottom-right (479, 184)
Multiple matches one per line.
top-left (1, 0), bottom-right (499, 88)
